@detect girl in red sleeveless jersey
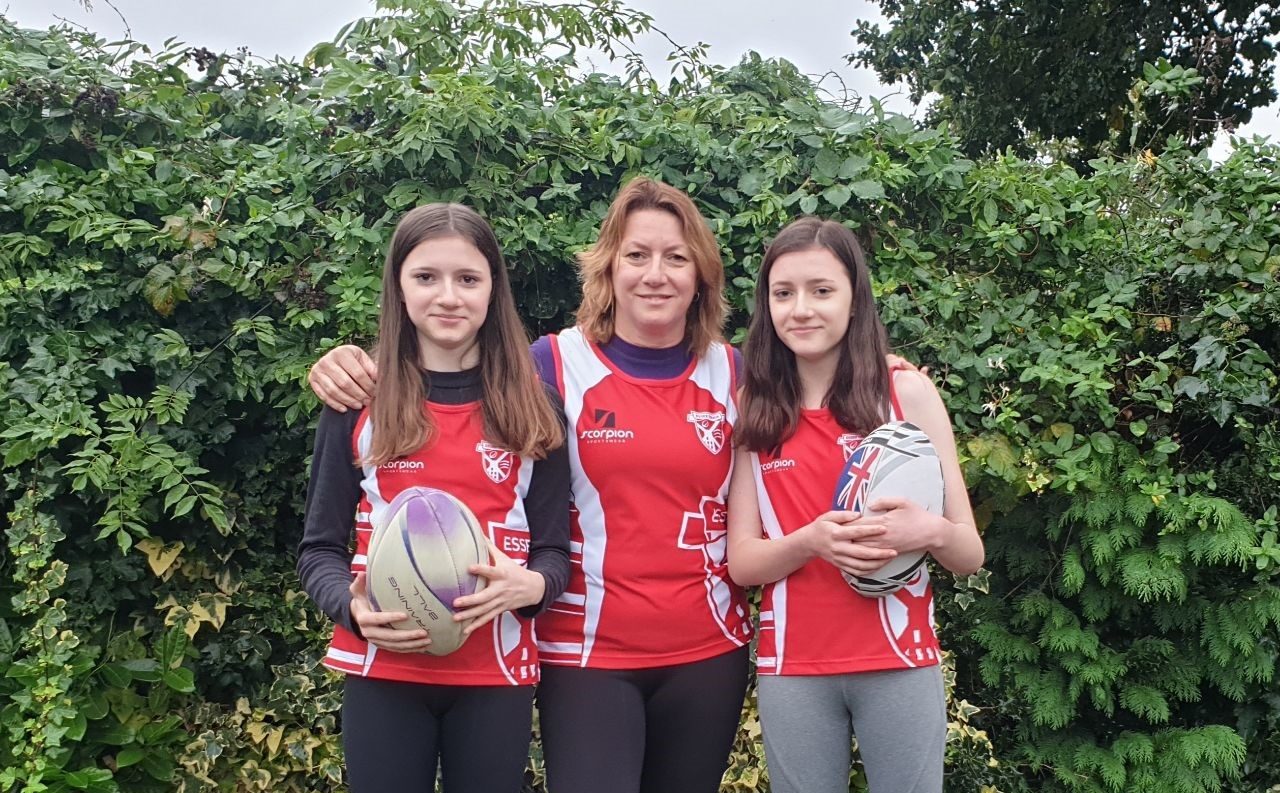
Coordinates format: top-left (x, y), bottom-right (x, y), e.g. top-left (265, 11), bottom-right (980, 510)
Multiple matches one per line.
top-left (307, 180), bottom-right (751, 793)
top-left (297, 203), bottom-right (570, 793)
top-left (727, 217), bottom-right (984, 793)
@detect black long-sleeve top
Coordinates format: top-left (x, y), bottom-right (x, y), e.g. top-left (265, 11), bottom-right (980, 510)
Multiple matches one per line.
top-left (296, 368), bottom-right (571, 637)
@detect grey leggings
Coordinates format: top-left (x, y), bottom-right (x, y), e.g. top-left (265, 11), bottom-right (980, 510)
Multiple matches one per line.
top-left (757, 665), bottom-right (946, 793)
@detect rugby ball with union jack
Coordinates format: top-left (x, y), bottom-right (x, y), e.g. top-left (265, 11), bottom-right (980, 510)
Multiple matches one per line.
top-left (832, 421), bottom-right (944, 597)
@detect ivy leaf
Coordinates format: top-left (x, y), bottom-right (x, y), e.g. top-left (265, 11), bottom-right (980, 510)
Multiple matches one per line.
top-left (141, 260), bottom-right (194, 317)
top-left (1174, 376), bottom-right (1207, 399)
top-left (136, 538), bottom-right (184, 578)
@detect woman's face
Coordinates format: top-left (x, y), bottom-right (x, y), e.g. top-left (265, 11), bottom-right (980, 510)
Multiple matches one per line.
top-left (767, 246), bottom-right (853, 367)
top-left (610, 208), bottom-right (699, 348)
top-left (398, 235), bottom-right (493, 371)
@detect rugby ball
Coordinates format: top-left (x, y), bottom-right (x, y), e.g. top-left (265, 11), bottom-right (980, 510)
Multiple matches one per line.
top-left (365, 486), bottom-right (489, 655)
top-left (832, 421), bottom-right (944, 597)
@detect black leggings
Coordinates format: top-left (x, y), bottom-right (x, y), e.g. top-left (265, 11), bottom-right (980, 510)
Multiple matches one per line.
top-left (537, 647), bottom-right (750, 793)
top-left (342, 676), bottom-right (535, 793)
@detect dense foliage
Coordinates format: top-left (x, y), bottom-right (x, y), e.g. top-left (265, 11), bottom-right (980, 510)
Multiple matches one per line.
top-left (851, 0), bottom-right (1280, 161)
top-left (0, 1), bottom-right (1277, 791)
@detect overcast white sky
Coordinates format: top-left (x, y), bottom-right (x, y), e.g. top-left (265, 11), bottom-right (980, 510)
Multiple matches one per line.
top-left (3, 0), bottom-right (1276, 159)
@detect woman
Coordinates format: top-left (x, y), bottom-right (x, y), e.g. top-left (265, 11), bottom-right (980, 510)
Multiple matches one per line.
top-left (297, 203), bottom-right (570, 793)
top-left (727, 216), bottom-right (984, 793)
top-left (308, 178), bottom-right (750, 793)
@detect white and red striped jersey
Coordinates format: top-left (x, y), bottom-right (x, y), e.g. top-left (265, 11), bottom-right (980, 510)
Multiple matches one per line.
top-left (750, 376), bottom-right (941, 675)
top-left (323, 401), bottom-right (542, 686)
top-left (536, 327), bottom-right (752, 668)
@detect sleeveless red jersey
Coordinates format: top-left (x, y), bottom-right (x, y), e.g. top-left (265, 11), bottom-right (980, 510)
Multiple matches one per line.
top-left (536, 327), bottom-right (752, 668)
top-left (750, 377), bottom-right (941, 675)
top-left (322, 401), bottom-right (541, 686)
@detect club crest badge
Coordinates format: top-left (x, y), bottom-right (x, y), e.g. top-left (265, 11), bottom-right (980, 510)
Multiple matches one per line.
top-left (837, 433), bottom-right (863, 461)
top-left (475, 441), bottom-right (514, 483)
top-left (687, 410), bottom-right (727, 455)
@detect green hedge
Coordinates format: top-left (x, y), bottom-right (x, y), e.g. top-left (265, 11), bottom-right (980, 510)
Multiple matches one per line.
top-left (1, 2), bottom-right (1277, 791)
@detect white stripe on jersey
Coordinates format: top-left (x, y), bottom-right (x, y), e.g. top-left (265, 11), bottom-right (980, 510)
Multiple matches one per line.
top-left (490, 455), bottom-right (537, 684)
top-left (355, 418), bottom-right (393, 531)
top-left (685, 346), bottom-right (745, 646)
top-left (688, 346), bottom-right (739, 426)
top-left (326, 647), bottom-right (367, 666)
top-left (539, 641), bottom-right (584, 655)
top-left (751, 450), bottom-right (790, 673)
top-left (354, 417), bottom-right (386, 679)
top-left (552, 328), bottom-right (614, 665)
top-left (554, 592), bottom-right (586, 606)
top-left (351, 554), bottom-right (367, 567)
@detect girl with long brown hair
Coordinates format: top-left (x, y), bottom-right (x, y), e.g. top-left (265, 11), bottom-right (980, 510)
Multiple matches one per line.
top-left (308, 178), bottom-right (751, 793)
top-left (297, 203), bottom-right (569, 793)
top-left (727, 216), bottom-right (984, 793)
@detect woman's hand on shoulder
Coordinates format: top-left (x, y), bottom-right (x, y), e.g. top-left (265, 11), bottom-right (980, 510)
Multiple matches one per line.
top-left (886, 353), bottom-right (930, 378)
top-left (453, 541), bottom-right (547, 636)
top-left (348, 572), bottom-right (434, 653)
top-left (309, 345), bottom-right (378, 412)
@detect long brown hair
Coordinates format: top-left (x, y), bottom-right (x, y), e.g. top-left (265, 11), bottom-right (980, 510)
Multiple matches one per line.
top-left (737, 217), bottom-right (891, 454)
top-left (365, 203), bottom-right (563, 465)
top-left (575, 176), bottom-right (727, 355)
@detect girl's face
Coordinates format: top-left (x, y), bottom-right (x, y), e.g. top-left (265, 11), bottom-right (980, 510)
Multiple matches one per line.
top-left (399, 235), bottom-right (493, 371)
top-left (767, 247), bottom-right (854, 367)
top-left (610, 208), bottom-right (699, 348)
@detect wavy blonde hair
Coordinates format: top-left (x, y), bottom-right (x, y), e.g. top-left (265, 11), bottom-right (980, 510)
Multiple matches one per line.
top-left (575, 177), bottom-right (727, 355)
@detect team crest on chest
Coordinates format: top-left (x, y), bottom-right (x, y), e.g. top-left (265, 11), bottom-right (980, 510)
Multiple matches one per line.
top-left (837, 433), bottom-right (864, 461)
top-left (475, 441), bottom-right (514, 483)
top-left (686, 410), bottom-right (727, 455)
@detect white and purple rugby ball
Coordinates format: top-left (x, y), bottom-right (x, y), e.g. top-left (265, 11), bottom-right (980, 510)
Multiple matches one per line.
top-left (365, 486), bottom-right (489, 655)
top-left (832, 421), bottom-right (944, 597)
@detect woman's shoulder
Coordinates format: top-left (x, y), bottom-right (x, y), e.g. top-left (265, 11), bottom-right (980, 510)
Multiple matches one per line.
top-left (529, 333), bottom-right (563, 391)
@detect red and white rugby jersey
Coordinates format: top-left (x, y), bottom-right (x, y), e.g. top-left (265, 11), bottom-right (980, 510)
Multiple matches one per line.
top-left (322, 400), bottom-right (541, 686)
top-left (536, 327), bottom-right (752, 668)
top-left (751, 375), bottom-right (941, 676)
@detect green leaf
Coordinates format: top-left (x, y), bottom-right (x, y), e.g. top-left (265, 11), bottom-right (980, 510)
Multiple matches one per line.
top-left (162, 667), bottom-right (196, 694)
top-left (849, 179), bottom-right (885, 200)
top-left (839, 155), bottom-right (870, 179)
top-left (814, 149), bottom-right (842, 181)
top-left (983, 198), bottom-right (998, 226)
top-left (1090, 432), bottom-right (1115, 455)
top-left (822, 184), bottom-right (851, 209)
top-left (1174, 376), bottom-right (1208, 399)
top-left (140, 752), bottom-right (175, 782)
